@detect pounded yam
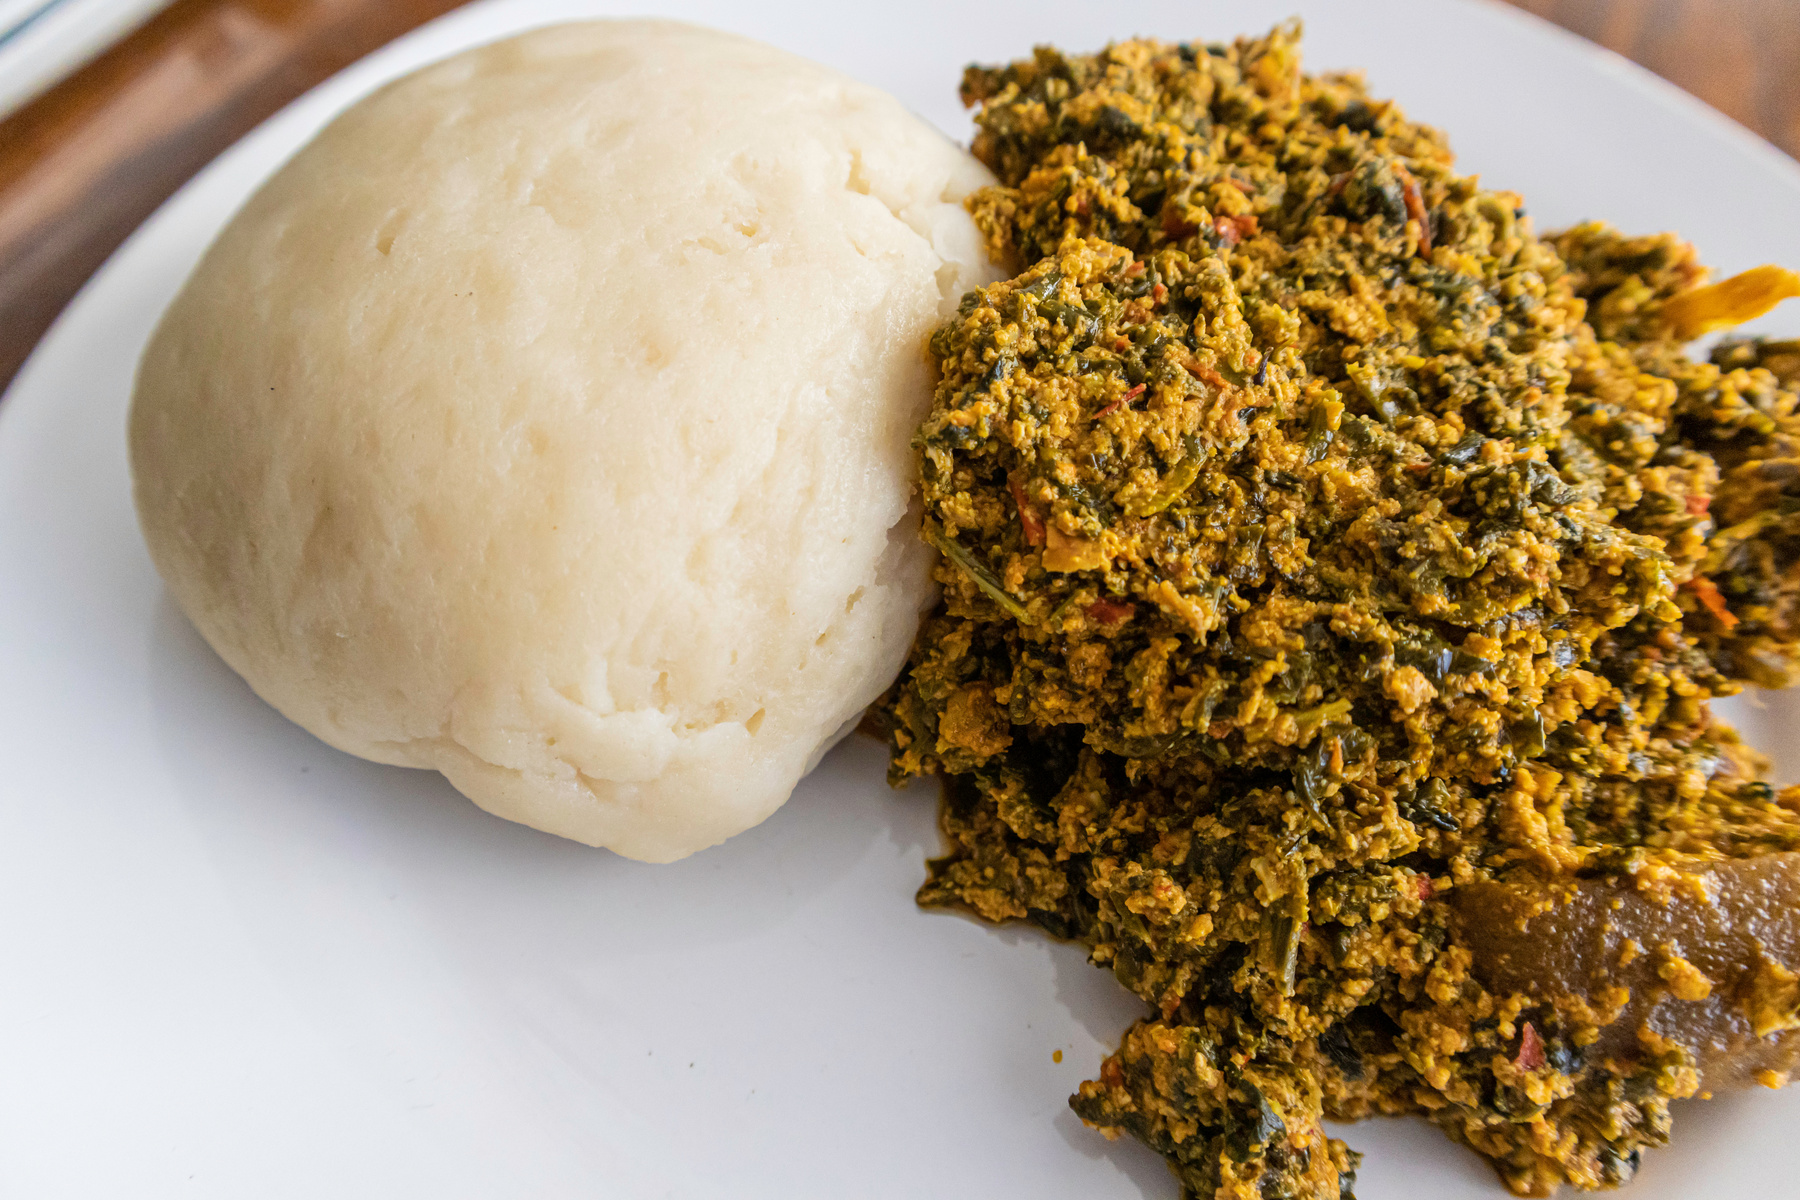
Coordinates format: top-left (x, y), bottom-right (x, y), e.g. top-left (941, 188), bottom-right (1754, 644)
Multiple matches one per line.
top-left (129, 19), bottom-right (998, 861)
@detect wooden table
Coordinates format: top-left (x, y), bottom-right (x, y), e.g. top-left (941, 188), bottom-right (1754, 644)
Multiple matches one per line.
top-left (1, 0), bottom-right (1795, 394)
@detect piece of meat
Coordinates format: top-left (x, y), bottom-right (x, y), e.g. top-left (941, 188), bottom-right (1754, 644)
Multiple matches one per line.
top-left (1453, 854), bottom-right (1800, 1091)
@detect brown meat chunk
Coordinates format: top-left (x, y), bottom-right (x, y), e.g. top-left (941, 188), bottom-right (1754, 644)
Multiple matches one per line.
top-left (1454, 856), bottom-right (1800, 1091)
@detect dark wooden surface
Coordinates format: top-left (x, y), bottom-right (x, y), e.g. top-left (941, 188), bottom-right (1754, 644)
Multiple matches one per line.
top-left (1, 0), bottom-right (1796, 394)
top-left (0, 0), bottom-right (467, 394)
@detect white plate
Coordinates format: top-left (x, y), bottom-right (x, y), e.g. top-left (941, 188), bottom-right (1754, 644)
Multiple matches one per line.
top-left (4, 1), bottom-right (1800, 1196)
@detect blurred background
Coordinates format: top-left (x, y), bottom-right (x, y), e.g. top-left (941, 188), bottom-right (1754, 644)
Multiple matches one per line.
top-left (0, 0), bottom-right (1794, 394)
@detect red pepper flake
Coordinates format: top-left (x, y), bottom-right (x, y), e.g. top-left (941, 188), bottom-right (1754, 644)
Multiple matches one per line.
top-left (1093, 383), bottom-right (1147, 420)
top-left (1686, 493), bottom-right (1711, 517)
top-left (1516, 1022), bottom-right (1546, 1072)
top-left (1009, 475), bottom-right (1045, 547)
top-left (1414, 875), bottom-right (1434, 901)
top-left (1183, 359), bottom-right (1228, 389)
top-left (1087, 598), bottom-right (1137, 625)
top-left (1151, 282), bottom-right (1167, 304)
top-left (1213, 214), bottom-right (1260, 247)
top-left (1112, 336), bottom-right (1132, 352)
top-left (1395, 163), bottom-right (1432, 256)
top-left (1686, 575), bottom-right (1740, 629)
top-left (1125, 261), bottom-right (1146, 277)
top-left (1162, 206), bottom-right (1198, 239)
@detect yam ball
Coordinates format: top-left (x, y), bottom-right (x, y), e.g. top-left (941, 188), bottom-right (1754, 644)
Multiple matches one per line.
top-left (129, 20), bottom-right (999, 861)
